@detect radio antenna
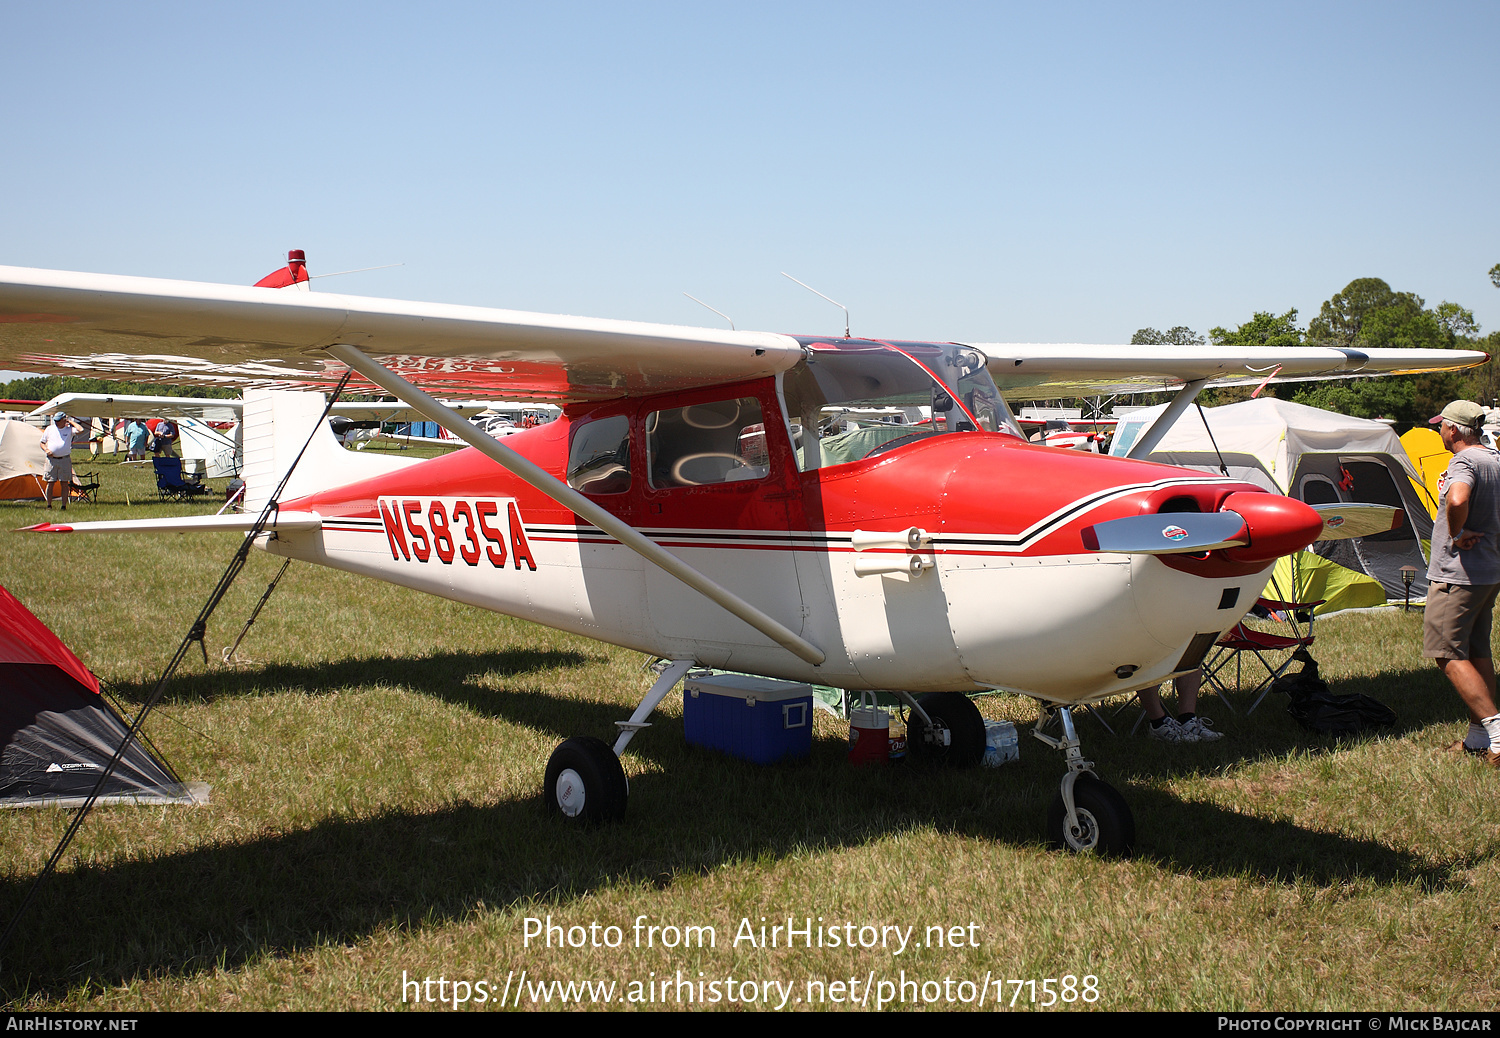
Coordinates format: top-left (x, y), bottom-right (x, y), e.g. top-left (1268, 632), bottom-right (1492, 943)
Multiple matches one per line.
top-left (683, 293), bottom-right (734, 330)
top-left (310, 263), bottom-right (405, 280)
top-left (781, 272), bottom-right (850, 338)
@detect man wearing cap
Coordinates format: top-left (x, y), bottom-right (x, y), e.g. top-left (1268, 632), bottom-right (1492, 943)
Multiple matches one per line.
top-left (1425, 400), bottom-right (1500, 767)
top-left (39, 412), bottom-right (84, 510)
top-left (151, 417), bottom-right (178, 457)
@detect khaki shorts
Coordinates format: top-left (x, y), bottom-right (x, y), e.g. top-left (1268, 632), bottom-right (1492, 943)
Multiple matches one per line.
top-left (1423, 581), bottom-right (1500, 660)
top-left (43, 454), bottom-right (73, 484)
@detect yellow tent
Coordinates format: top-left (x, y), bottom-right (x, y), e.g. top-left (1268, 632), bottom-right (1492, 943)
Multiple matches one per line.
top-left (1270, 553), bottom-right (1389, 615)
top-left (1399, 427), bottom-right (1447, 519)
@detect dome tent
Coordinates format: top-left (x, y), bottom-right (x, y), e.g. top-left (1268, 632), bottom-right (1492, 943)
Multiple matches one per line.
top-left (1111, 398), bottom-right (1433, 607)
top-left (0, 585), bottom-right (202, 807)
top-left (0, 418), bottom-right (48, 501)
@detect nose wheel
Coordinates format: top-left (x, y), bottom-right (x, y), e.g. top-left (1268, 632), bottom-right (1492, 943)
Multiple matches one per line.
top-left (1047, 772), bottom-right (1134, 854)
top-left (1033, 705), bottom-right (1135, 856)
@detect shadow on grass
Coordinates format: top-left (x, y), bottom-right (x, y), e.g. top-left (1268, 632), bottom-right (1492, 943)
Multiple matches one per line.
top-left (111, 648), bottom-right (601, 710)
top-left (114, 652), bottom-right (694, 767)
top-left (0, 723), bottom-right (1467, 997)
top-left (1091, 663), bottom-right (1472, 773)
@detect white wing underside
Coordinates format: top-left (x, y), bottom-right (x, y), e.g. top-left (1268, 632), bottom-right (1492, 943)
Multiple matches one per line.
top-left (20, 391), bottom-right (496, 423)
top-left (0, 266), bottom-right (1485, 403)
top-left (974, 342), bottom-right (1487, 398)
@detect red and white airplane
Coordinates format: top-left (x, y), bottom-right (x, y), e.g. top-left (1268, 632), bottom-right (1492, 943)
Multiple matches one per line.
top-left (1019, 416), bottom-right (1118, 452)
top-left (0, 264), bottom-right (1485, 853)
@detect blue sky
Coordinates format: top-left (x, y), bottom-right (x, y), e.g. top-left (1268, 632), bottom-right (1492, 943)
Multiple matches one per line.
top-left (2, 1), bottom-right (1496, 347)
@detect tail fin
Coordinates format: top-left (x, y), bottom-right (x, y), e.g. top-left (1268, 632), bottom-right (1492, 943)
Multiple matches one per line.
top-left (241, 390), bottom-right (418, 513)
top-left (253, 249), bottom-right (310, 291)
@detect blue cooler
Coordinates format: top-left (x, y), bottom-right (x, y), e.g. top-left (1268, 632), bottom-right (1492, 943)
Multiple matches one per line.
top-left (683, 674), bottom-right (814, 765)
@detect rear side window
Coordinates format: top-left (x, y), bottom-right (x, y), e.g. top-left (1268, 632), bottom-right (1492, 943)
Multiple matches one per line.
top-left (567, 415), bottom-right (632, 495)
top-left (646, 397), bottom-right (769, 488)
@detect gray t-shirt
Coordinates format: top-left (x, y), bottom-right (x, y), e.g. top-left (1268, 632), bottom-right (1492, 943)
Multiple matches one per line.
top-left (1428, 446), bottom-right (1500, 585)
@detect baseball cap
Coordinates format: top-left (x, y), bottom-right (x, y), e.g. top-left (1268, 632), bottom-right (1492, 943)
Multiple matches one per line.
top-left (1429, 400), bottom-right (1486, 430)
top-left (53, 412), bottom-right (67, 422)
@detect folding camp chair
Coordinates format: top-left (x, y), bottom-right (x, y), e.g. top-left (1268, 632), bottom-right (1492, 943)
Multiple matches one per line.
top-left (1202, 616), bottom-right (1317, 715)
top-left (1249, 595), bottom-right (1319, 639)
top-left (153, 457), bottom-right (207, 502)
top-left (68, 471), bottom-right (100, 505)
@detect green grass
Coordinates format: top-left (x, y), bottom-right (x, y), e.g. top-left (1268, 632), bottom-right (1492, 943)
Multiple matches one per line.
top-left (0, 452), bottom-right (1496, 1011)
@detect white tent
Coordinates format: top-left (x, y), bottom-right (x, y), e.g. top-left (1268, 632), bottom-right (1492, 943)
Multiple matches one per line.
top-left (1111, 398), bottom-right (1433, 603)
top-left (0, 419), bottom-right (48, 501)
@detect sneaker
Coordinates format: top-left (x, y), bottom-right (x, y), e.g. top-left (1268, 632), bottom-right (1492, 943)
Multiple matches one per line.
top-left (1180, 716), bottom-right (1224, 742)
top-left (1445, 739), bottom-right (1490, 759)
top-left (1147, 717), bottom-right (1192, 742)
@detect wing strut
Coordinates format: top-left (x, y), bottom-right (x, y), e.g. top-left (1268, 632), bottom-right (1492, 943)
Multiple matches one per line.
top-left (325, 344), bottom-right (826, 667)
top-left (1124, 379), bottom-right (1208, 460)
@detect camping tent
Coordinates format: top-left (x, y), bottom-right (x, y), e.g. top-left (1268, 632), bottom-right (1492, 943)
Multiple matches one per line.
top-left (0, 586), bottom-right (201, 807)
top-left (1399, 427), bottom-right (1447, 520)
top-left (1111, 398), bottom-right (1434, 605)
top-left (0, 418), bottom-right (49, 501)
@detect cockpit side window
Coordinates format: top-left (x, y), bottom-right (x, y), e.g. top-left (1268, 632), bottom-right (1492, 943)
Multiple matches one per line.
top-left (645, 397), bottom-right (770, 488)
top-left (567, 414), bottom-right (632, 495)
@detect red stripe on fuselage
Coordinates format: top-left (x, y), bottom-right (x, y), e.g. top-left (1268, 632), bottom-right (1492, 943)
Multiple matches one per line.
top-left (283, 397), bottom-right (1264, 560)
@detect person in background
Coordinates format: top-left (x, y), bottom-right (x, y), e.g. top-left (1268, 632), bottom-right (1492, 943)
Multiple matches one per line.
top-left (152, 417), bottom-right (178, 457)
top-left (39, 412), bottom-right (84, 510)
top-left (1424, 400), bottom-right (1500, 768)
top-left (126, 418), bottom-right (149, 461)
top-left (1139, 670), bottom-right (1223, 743)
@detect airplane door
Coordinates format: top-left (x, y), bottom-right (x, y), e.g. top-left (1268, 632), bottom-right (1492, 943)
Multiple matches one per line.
top-left (563, 411), bottom-right (653, 649)
top-left (638, 388), bottom-right (806, 668)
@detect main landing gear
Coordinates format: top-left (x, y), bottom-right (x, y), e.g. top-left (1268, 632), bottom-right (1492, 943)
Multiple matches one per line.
top-left (898, 690), bottom-right (987, 767)
top-left (542, 659), bottom-right (693, 825)
top-left (544, 737), bottom-right (628, 822)
top-left (1034, 706), bottom-right (1134, 855)
top-left (542, 667), bottom-right (1135, 856)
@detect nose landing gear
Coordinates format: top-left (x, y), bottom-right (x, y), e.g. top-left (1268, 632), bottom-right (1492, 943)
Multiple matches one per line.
top-left (1034, 705), bottom-right (1134, 855)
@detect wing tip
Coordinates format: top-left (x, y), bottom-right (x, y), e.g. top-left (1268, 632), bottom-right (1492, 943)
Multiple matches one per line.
top-left (19, 522), bottom-right (72, 533)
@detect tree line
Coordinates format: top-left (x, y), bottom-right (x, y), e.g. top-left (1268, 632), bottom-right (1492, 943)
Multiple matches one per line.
top-left (0, 374), bottom-right (240, 404)
top-left (1131, 272), bottom-right (1500, 426)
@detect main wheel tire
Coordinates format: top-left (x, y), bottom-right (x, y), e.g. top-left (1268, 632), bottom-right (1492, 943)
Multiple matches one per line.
top-left (1047, 774), bottom-right (1134, 855)
top-left (907, 691), bottom-right (986, 767)
top-left (544, 737), bottom-right (628, 823)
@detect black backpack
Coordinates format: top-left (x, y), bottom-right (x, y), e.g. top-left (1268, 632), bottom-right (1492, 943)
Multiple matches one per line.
top-left (1271, 654), bottom-right (1397, 736)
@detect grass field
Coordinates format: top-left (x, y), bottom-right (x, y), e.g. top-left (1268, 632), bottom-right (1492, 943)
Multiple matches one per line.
top-left (0, 451), bottom-right (1496, 1011)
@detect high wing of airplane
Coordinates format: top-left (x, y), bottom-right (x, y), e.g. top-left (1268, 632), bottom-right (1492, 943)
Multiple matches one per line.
top-left (0, 263), bottom-right (1486, 854)
top-left (23, 392), bottom-right (497, 425)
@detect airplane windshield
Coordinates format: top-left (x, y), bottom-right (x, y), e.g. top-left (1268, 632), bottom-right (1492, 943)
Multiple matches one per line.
top-left (780, 340), bottom-right (1020, 471)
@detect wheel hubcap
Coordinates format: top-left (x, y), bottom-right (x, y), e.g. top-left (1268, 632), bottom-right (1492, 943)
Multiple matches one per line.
top-left (555, 768), bottom-right (586, 817)
top-left (1068, 808), bottom-right (1099, 851)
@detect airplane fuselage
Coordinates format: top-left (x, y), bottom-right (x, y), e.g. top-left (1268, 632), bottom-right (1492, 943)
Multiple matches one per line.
top-left (271, 342), bottom-right (1315, 705)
